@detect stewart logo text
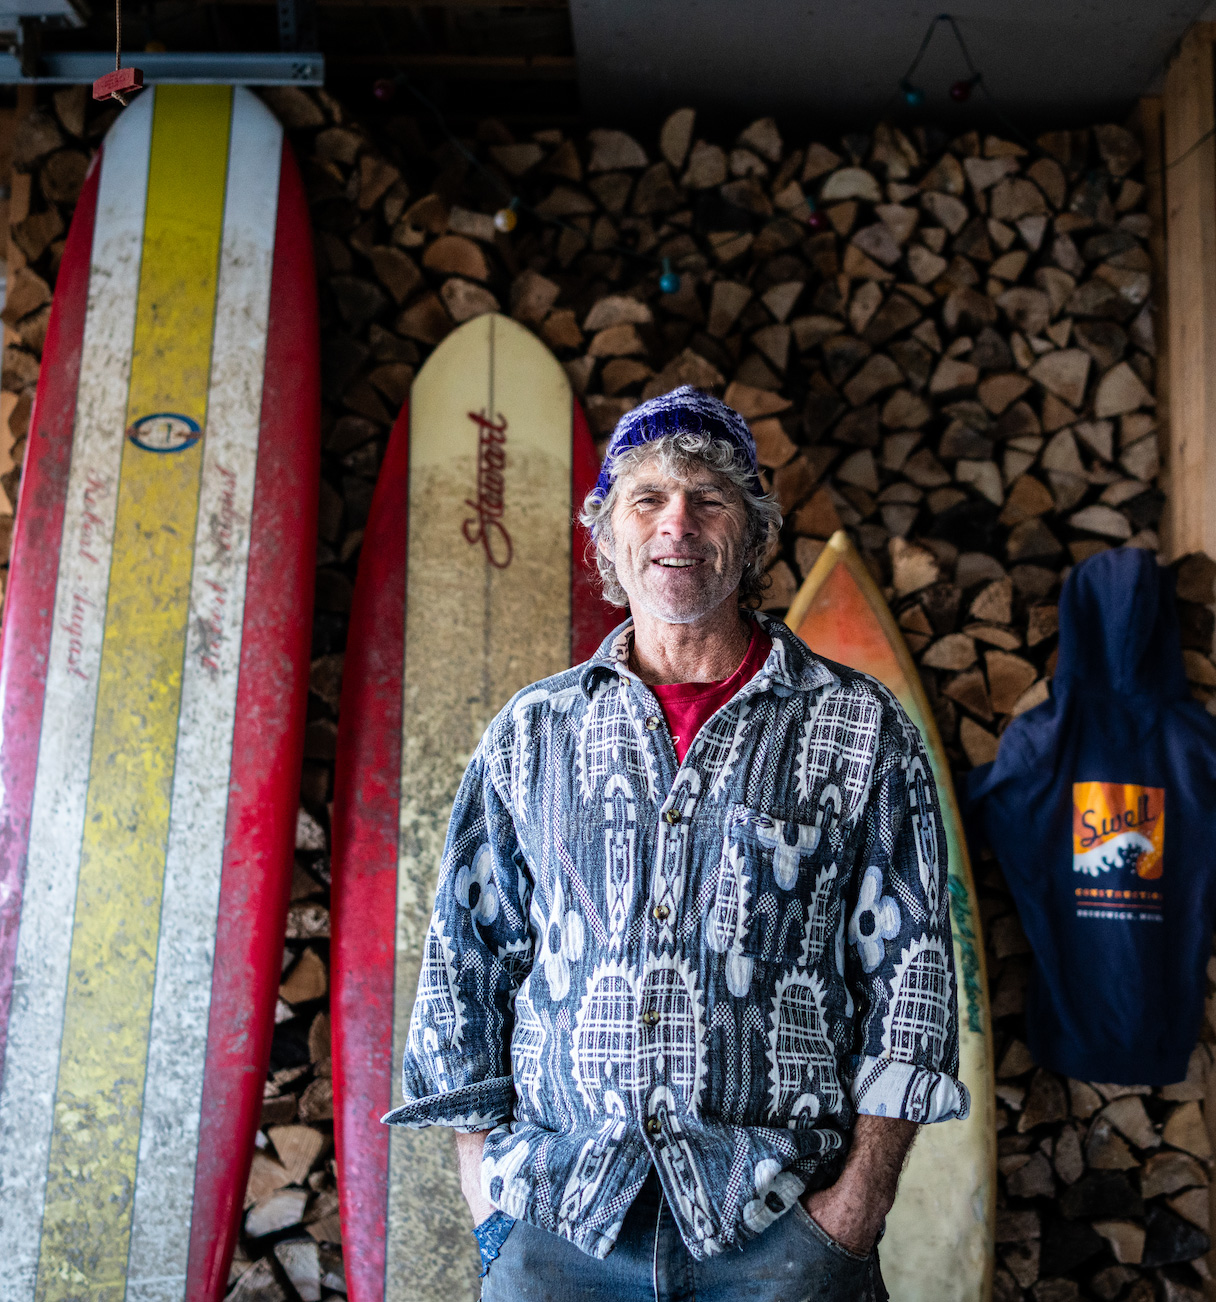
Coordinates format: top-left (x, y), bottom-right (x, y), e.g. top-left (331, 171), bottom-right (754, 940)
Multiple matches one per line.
top-left (462, 409), bottom-right (513, 569)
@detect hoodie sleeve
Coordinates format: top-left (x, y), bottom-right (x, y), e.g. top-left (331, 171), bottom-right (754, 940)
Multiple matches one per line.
top-left (844, 702), bottom-right (970, 1125)
top-left (382, 731), bottom-right (534, 1132)
top-left (962, 702), bottom-right (1055, 905)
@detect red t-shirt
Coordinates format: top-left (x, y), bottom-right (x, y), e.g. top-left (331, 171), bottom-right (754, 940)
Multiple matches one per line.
top-left (650, 624), bottom-right (772, 763)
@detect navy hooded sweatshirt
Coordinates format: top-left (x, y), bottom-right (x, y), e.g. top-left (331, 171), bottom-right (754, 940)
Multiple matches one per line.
top-left (966, 547), bottom-right (1216, 1085)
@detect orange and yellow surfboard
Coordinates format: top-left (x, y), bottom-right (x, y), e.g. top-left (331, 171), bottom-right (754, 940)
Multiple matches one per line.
top-left (787, 530), bottom-right (996, 1302)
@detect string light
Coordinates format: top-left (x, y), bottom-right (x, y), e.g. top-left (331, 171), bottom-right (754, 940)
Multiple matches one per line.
top-left (367, 19), bottom-right (1056, 305)
top-left (493, 197), bottom-right (519, 233)
top-left (883, 12), bottom-right (1180, 192)
top-left (878, 14), bottom-right (1038, 153)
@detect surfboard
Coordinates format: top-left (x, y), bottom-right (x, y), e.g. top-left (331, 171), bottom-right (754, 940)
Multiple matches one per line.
top-left (330, 311), bottom-right (617, 1302)
top-left (785, 530), bottom-right (996, 1302)
top-left (0, 85), bottom-right (319, 1300)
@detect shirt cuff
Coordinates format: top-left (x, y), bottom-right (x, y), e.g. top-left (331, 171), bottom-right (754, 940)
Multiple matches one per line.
top-left (850, 1057), bottom-right (971, 1124)
top-left (381, 1075), bottom-right (515, 1131)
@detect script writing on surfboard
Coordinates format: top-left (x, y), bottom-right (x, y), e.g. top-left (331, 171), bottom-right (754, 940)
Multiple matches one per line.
top-left (0, 85), bottom-right (318, 1299)
top-left (786, 530), bottom-right (996, 1302)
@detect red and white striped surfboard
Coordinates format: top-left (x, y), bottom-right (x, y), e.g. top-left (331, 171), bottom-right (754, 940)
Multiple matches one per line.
top-left (0, 86), bottom-right (318, 1298)
top-left (331, 312), bottom-right (617, 1301)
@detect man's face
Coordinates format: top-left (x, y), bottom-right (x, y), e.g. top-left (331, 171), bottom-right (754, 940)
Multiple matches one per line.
top-left (602, 456), bottom-right (749, 625)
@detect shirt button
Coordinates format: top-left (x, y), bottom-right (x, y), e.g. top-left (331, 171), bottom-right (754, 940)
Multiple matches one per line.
top-left (641, 1009), bottom-right (661, 1027)
top-left (646, 716), bottom-right (660, 731)
top-left (663, 808), bottom-right (681, 826)
top-left (646, 1116), bottom-right (662, 1135)
top-left (653, 904), bottom-right (670, 922)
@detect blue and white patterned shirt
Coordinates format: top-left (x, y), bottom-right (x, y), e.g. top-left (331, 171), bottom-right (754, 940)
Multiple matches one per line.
top-left (384, 613), bottom-right (969, 1260)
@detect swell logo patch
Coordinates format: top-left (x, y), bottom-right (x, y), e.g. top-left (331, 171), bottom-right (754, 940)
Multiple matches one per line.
top-left (1072, 782), bottom-right (1164, 923)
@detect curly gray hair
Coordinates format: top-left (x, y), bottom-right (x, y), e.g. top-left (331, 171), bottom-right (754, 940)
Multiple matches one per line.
top-left (579, 430), bottom-right (782, 608)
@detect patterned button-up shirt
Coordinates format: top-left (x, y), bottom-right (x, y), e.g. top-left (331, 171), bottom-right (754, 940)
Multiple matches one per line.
top-left (384, 613), bottom-right (969, 1260)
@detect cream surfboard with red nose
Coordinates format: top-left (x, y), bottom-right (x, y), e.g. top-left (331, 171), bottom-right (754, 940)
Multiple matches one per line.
top-left (331, 312), bottom-right (617, 1301)
top-left (0, 86), bottom-right (319, 1299)
top-left (786, 531), bottom-right (996, 1302)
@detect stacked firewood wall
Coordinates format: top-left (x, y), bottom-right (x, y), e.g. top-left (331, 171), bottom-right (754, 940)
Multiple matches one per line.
top-left (2, 82), bottom-right (1213, 1302)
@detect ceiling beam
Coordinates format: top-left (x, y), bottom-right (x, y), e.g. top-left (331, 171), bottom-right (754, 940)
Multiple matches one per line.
top-left (214, 0), bottom-right (568, 8)
top-left (330, 52), bottom-right (574, 76)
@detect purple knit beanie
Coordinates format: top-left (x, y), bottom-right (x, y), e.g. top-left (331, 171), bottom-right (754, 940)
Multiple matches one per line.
top-left (590, 385), bottom-right (762, 506)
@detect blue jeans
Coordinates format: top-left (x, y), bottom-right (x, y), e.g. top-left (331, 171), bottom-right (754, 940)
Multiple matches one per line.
top-left (477, 1171), bottom-right (887, 1302)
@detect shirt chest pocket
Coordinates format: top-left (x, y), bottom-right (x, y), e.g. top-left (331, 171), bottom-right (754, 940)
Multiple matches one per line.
top-left (708, 806), bottom-right (826, 974)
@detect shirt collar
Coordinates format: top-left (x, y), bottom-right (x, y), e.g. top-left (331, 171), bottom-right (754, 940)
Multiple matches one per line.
top-left (578, 611), bottom-right (836, 698)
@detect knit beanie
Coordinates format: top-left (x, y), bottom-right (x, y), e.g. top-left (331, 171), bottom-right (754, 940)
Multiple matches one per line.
top-left (589, 385), bottom-right (762, 505)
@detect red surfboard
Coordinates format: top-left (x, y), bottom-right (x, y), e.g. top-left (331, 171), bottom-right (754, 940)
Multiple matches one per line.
top-left (0, 86), bottom-right (318, 1297)
top-left (331, 312), bottom-right (616, 1300)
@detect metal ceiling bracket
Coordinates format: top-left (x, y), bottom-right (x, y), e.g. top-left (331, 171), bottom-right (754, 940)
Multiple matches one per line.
top-left (0, 48), bottom-right (324, 82)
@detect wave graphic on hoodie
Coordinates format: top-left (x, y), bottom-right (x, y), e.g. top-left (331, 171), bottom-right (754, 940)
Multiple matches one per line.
top-left (1073, 830), bottom-right (1156, 878)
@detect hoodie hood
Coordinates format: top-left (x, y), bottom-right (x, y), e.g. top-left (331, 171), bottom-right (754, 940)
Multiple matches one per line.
top-left (1054, 547), bottom-right (1188, 700)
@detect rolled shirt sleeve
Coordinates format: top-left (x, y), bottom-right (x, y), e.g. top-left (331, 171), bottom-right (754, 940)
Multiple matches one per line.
top-left (844, 708), bottom-right (970, 1125)
top-left (382, 740), bottom-right (534, 1133)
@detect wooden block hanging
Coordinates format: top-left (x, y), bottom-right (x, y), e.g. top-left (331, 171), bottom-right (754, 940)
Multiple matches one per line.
top-left (92, 67), bottom-right (143, 103)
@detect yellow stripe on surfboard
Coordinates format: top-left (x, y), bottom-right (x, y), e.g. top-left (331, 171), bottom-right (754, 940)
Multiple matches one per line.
top-left (36, 85), bottom-right (232, 1296)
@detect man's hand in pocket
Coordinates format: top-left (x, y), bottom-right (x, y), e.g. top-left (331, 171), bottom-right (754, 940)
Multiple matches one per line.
top-left (801, 1115), bottom-right (918, 1254)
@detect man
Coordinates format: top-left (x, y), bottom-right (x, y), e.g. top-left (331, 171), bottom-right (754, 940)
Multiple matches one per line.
top-left (384, 386), bottom-right (968, 1300)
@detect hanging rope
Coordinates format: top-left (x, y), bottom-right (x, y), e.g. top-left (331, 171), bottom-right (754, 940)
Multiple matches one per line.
top-left (92, 0), bottom-right (143, 106)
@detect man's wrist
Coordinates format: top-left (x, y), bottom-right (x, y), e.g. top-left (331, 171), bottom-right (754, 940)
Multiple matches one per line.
top-left (453, 1128), bottom-right (495, 1225)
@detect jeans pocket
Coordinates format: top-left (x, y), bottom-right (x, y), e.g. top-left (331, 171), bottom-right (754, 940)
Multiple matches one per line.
top-left (473, 1209), bottom-right (516, 1278)
top-left (789, 1202), bottom-right (872, 1264)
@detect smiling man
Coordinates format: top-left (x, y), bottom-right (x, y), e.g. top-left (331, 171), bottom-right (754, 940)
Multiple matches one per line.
top-left (384, 386), bottom-right (968, 1301)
